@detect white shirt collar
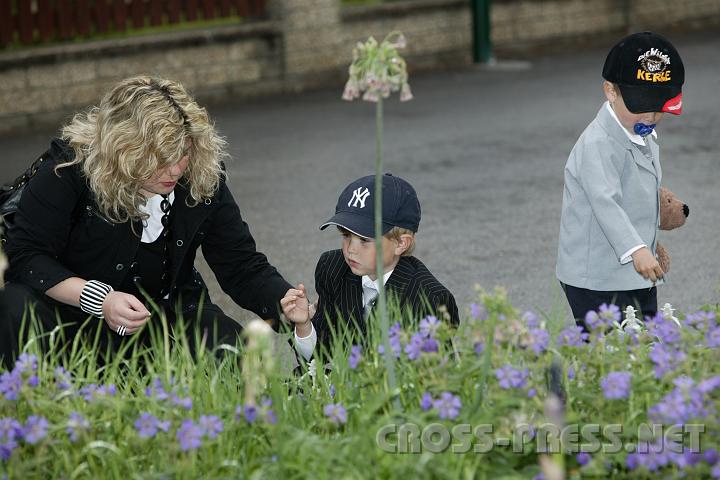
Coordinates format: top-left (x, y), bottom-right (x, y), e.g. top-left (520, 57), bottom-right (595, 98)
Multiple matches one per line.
top-left (362, 270), bottom-right (394, 292)
top-left (361, 270), bottom-right (394, 310)
top-left (139, 191), bottom-right (175, 243)
top-left (605, 101), bottom-right (657, 146)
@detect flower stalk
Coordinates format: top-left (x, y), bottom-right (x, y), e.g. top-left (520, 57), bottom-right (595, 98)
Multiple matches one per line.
top-left (342, 32), bottom-right (412, 411)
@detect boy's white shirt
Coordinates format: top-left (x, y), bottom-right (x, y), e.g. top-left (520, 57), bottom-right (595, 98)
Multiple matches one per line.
top-left (605, 102), bottom-right (658, 264)
top-left (293, 269), bottom-right (394, 361)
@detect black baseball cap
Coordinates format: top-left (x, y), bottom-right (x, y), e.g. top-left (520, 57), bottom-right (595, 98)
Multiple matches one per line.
top-left (320, 173), bottom-right (421, 239)
top-left (602, 31), bottom-right (684, 115)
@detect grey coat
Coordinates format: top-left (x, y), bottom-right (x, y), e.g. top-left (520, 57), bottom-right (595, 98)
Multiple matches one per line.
top-left (556, 102), bottom-right (661, 291)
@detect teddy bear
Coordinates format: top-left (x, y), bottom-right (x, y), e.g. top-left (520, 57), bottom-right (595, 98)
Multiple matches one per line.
top-left (656, 186), bottom-right (689, 274)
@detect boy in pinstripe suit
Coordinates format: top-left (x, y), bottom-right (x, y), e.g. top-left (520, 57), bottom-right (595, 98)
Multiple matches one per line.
top-left (556, 32), bottom-right (685, 329)
top-left (282, 173), bottom-right (459, 360)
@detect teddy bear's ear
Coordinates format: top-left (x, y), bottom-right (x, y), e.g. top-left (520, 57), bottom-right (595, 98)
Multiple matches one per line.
top-left (659, 186), bottom-right (671, 201)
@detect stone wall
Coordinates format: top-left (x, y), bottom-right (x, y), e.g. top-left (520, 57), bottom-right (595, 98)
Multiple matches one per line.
top-left (0, 22), bottom-right (283, 132)
top-left (0, 0), bottom-right (718, 133)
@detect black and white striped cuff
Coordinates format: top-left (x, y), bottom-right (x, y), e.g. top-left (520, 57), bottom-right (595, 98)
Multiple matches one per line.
top-left (79, 280), bottom-right (113, 318)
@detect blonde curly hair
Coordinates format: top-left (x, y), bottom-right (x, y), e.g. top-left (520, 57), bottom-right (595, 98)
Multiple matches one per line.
top-left (58, 75), bottom-right (226, 223)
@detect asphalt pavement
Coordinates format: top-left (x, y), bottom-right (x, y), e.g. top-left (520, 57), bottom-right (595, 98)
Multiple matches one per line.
top-left (1, 30), bottom-right (718, 326)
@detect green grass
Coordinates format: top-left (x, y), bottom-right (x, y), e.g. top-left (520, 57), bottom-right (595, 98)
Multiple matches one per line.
top-left (1, 289), bottom-right (719, 478)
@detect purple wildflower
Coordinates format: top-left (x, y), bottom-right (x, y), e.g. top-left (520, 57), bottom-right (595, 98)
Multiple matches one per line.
top-left (421, 337), bottom-right (439, 354)
top-left (698, 376), bottom-right (720, 394)
top-left (27, 375), bottom-right (39, 388)
top-left (433, 392), bottom-right (461, 420)
top-left (584, 304), bottom-right (621, 331)
top-left (146, 378), bottom-right (170, 401)
top-left (600, 372), bottom-right (632, 400)
top-left (198, 415), bottom-right (223, 439)
top-left (495, 364), bottom-right (529, 389)
top-left (672, 450), bottom-right (704, 469)
top-left (324, 403), bottom-right (347, 425)
top-left (470, 303), bottom-right (486, 320)
top-left (584, 311), bottom-right (601, 331)
top-left (0, 417), bottom-right (22, 461)
top-left (54, 367), bottom-right (72, 391)
top-left (419, 315), bottom-right (440, 338)
top-left (172, 395), bottom-right (192, 410)
top-left (599, 303), bottom-right (621, 323)
top-left (176, 419), bottom-right (203, 451)
top-left (522, 311), bottom-right (540, 328)
top-left (261, 398), bottom-right (277, 425)
top-left (420, 392), bottom-right (433, 411)
top-left (241, 405), bottom-right (257, 424)
top-left (649, 377), bottom-right (714, 425)
top-left (529, 328), bottom-right (550, 355)
top-left (648, 343), bottom-right (686, 379)
top-left (389, 322), bottom-right (401, 336)
top-left (707, 326), bottom-right (720, 348)
top-left (135, 412), bottom-right (170, 439)
top-left (66, 412), bottom-right (90, 443)
top-left (627, 441), bottom-right (671, 471)
top-left (626, 453), bottom-right (640, 470)
top-left (576, 452), bottom-right (591, 466)
top-left (713, 463), bottom-right (720, 479)
top-left (348, 345), bottom-right (362, 370)
top-left (13, 353), bottom-right (37, 376)
top-left (239, 400), bottom-right (275, 425)
top-left (0, 443), bottom-right (14, 462)
top-left (0, 371), bottom-right (22, 401)
top-left (329, 384), bottom-right (336, 399)
top-left (527, 388), bottom-right (537, 398)
top-left (647, 312), bottom-right (682, 344)
top-left (684, 310), bottom-right (716, 330)
top-left (473, 341), bottom-right (484, 356)
top-left (567, 366), bottom-right (576, 380)
top-left (22, 415), bottom-right (48, 444)
top-left (79, 383), bottom-right (116, 402)
top-left (705, 449), bottom-right (720, 465)
top-left (556, 326), bottom-right (589, 346)
top-left (378, 322), bottom-right (402, 358)
top-left (405, 333), bottom-right (424, 360)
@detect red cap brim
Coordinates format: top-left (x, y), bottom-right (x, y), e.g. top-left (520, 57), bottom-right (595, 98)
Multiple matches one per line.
top-left (661, 93), bottom-right (683, 115)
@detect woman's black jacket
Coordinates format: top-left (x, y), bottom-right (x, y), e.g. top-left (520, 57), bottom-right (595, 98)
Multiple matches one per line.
top-left (4, 139), bottom-right (291, 323)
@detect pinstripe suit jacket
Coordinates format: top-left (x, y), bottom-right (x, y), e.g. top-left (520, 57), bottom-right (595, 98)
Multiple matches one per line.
top-left (312, 249), bottom-right (459, 351)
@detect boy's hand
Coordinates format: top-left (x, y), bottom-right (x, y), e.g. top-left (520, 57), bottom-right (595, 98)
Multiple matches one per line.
top-left (281, 284), bottom-right (315, 333)
top-left (631, 247), bottom-right (664, 283)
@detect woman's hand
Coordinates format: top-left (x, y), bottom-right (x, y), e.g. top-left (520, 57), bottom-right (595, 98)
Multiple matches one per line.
top-left (102, 291), bottom-right (151, 335)
top-left (632, 247), bottom-right (664, 283)
top-left (281, 284), bottom-right (315, 337)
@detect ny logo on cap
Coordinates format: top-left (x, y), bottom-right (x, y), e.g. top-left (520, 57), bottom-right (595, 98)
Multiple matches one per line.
top-left (348, 187), bottom-right (370, 208)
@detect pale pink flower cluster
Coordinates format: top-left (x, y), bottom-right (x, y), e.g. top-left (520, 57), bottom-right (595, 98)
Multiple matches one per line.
top-left (342, 32), bottom-right (413, 103)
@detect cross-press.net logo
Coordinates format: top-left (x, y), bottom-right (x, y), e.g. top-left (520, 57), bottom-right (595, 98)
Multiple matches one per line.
top-left (375, 422), bottom-right (705, 454)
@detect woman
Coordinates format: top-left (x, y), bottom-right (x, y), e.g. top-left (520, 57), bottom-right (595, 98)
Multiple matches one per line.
top-left (1, 75), bottom-right (293, 364)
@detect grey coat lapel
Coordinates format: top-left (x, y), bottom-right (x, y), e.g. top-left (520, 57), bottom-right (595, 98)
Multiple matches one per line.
top-left (597, 103), bottom-right (658, 178)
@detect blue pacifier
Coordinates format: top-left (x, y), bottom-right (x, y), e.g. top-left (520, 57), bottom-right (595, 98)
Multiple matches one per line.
top-left (633, 123), bottom-right (656, 137)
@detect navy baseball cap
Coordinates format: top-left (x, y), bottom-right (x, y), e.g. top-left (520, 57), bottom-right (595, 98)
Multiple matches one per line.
top-left (602, 31), bottom-right (684, 115)
top-left (320, 173), bottom-right (421, 239)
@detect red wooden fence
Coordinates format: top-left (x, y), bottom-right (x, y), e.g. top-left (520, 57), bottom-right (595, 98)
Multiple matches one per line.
top-left (0, 0), bottom-right (266, 48)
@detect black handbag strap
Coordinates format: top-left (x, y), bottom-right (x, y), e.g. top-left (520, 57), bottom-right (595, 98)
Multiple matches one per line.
top-left (3, 151), bottom-right (48, 193)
